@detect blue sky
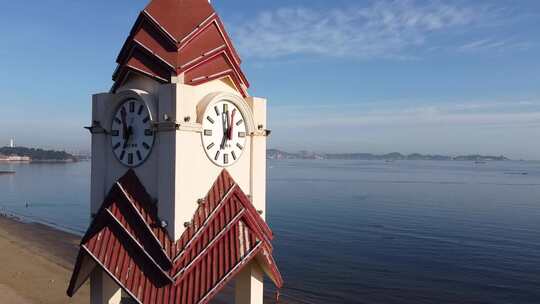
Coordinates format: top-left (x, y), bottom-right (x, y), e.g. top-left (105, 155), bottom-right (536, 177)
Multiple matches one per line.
top-left (0, 0), bottom-right (539, 159)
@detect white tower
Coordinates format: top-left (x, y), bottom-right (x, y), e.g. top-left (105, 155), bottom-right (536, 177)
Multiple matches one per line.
top-left (66, 0), bottom-right (282, 303)
top-left (9, 138), bottom-right (14, 148)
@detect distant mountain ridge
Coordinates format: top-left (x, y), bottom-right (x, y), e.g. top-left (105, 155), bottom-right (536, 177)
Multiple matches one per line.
top-left (267, 149), bottom-right (510, 161)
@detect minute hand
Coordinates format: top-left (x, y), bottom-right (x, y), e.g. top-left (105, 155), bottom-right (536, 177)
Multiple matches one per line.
top-left (227, 110), bottom-right (236, 140)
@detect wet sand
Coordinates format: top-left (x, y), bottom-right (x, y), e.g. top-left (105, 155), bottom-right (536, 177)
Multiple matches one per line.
top-left (0, 215), bottom-right (89, 303)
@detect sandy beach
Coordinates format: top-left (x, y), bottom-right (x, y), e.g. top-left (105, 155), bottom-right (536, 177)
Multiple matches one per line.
top-left (0, 215), bottom-right (89, 303)
top-left (0, 215), bottom-right (244, 304)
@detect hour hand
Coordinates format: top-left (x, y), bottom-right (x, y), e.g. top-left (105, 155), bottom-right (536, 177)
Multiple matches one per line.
top-left (220, 112), bottom-right (228, 149)
top-left (123, 126), bottom-right (132, 149)
top-left (120, 108), bottom-right (129, 140)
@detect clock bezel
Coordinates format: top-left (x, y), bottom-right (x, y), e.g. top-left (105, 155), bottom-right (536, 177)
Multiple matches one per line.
top-left (110, 95), bottom-right (156, 168)
top-left (197, 92), bottom-right (255, 168)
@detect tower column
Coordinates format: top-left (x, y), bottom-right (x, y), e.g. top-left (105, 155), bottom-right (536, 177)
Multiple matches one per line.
top-left (90, 269), bottom-right (122, 304)
top-left (235, 263), bottom-right (264, 304)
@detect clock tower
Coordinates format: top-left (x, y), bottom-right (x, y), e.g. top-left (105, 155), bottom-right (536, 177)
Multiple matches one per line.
top-left (67, 1), bottom-right (282, 303)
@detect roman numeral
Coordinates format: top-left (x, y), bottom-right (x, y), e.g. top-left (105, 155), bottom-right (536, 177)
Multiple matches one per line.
top-left (143, 116), bottom-right (150, 123)
top-left (236, 143), bottom-right (244, 150)
top-left (128, 153), bottom-right (133, 165)
top-left (223, 154), bottom-right (229, 164)
top-left (207, 143), bottom-right (215, 150)
top-left (236, 119), bottom-right (244, 126)
top-left (214, 151), bottom-right (220, 161)
top-left (114, 118), bottom-right (122, 124)
top-left (120, 150), bottom-right (126, 160)
top-left (145, 129), bottom-right (153, 136)
top-left (129, 101), bottom-right (135, 113)
top-left (111, 130), bottom-right (120, 137)
top-left (238, 132), bottom-right (246, 138)
top-left (113, 143), bottom-right (121, 150)
top-left (231, 151), bottom-right (237, 160)
top-left (223, 104), bottom-right (228, 113)
top-left (204, 130), bottom-right (212, 136)
top-left (214, 106), bottom-right (220, 116)
top-left (137, 105), bottom-right (144, 115)
top-left (207, 116), bottom-right (215, 124)
top-left (136, 150), bottom-right (142, 161)
top-left (143, 143), bottom-right (150, 150)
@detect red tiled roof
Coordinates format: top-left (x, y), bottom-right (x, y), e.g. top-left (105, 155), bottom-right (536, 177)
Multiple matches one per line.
top-left (145, 0), bottom-right (214, 42)
top-left (67, 170), bottom-right (282, 304)
top-left (112, 0), bottom-right (248, 96)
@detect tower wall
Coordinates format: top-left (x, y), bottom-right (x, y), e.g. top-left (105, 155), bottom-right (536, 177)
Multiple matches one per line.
top-left (90, 76), bottom-right (267, 240)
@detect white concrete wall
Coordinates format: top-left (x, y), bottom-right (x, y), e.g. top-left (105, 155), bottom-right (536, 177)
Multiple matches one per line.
top-left (90, 93), bottom-right (109, 214)
top-left (157, 84), bottom-right (177, 236)
top-left (235, 264), bottom-right (264, 304)
top-left (90, 270), bottom-right (121, 304)
top-left (247, 97), bottom-right (268, 219)
top-left (91, 90), bottom-right (161, 213)
top-left (90, 74), bottom-right (269, 302)
top-left (171, 79), bottom-right (258, 239)
top-left (91, 75), bottom-right (268, 241)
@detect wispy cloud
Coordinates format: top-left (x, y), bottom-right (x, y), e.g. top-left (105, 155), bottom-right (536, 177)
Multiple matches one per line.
top-left (270, 99), bottom-right (540, 129)
top-left (457, 38), bottom-right (531, 53)
top-left (228, 0), bottom-right (527, 59)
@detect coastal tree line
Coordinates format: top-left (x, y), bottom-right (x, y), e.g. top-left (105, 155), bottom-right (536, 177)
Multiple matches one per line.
top-left (0, 147), bottom-right (76, 161)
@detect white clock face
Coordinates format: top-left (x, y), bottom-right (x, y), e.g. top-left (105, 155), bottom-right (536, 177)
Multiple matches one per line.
top-left (111, 99), bottom-right (155, 167)
top-left (202, 100), bottom-right (247, 167)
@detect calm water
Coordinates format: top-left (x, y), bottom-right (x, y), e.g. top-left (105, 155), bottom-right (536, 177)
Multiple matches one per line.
top-left (1, 160), bottom-right (540, 303)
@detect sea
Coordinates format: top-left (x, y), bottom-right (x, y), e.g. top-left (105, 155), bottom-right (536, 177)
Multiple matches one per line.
top-left (0, 160), bottom-right (539, 304)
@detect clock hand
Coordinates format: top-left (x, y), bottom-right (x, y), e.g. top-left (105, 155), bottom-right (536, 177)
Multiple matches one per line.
top-left (227, 109), bottom-right (236, 140)
top-left (220, 111), bottom-right (228, 149)
top-left (120, 107), bottom-right (129, 140)
top-left (123, 126), bottom-right (132, 149)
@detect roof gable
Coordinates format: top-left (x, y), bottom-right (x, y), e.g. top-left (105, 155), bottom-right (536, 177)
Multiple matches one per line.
top-left (67, 169), bottom-right (282, 304)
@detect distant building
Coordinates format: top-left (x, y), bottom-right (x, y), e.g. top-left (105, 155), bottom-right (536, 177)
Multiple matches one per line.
top-left (0, 155), bottom-right (31, 162)
top-left (10, 138), bottom-right (14, 148)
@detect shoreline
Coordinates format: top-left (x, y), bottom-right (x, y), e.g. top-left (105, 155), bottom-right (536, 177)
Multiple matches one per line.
top-left (0, 214), bottom-right (276, 304)
top-left (0, 214), bottom-right (89, 303)
top-left (0, 209), bottom-right (86, 236)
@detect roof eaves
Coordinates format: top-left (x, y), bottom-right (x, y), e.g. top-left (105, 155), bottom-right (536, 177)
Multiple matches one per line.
top-left (184, 50), bottom-right (249, 95)
top-left (115, 180), bottom-right (172, 262)
top-left (172, 208), bottom-right (246, 279)
top-left (66, 251), bottom-right (97, 297)
top-left (81, 245), bottom-right (144, 304)
top-left (231, 188), bottom-right (274, 241)
top-left (179, 12), bottom-right (217, 46)
top-left (173, 184), bottom-right (238, 263)
top-left (256, 243), bottom-right (284, 287)
top-left (104, 208), bottom-right (174, 282)
top-left (214, 16), bottom-right (242, 65)
top-left (197, 241), bottom-right (264, 304)
top-left (137, 41), bottom-right (175, 70)
top-left (141, 9), bottom-right (178, 45)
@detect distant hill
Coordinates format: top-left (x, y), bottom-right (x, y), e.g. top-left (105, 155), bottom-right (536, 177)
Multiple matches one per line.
top-left (0, 147), bottom-right (77, 162)
top-left (268, 149), bottom-right (510, 161)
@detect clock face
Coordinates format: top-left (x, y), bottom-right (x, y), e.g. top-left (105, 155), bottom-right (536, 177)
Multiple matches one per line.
top-left (202, 100), bottom-right (247, 167)
top-left (110, 99), bottom-right (155, 167)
